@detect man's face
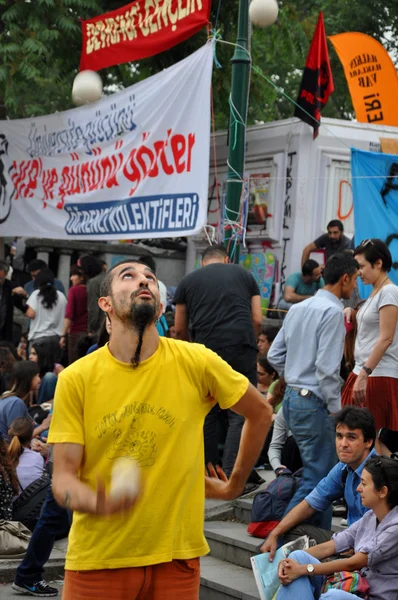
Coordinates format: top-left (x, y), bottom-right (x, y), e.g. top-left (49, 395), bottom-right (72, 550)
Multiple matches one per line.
top-left (335, 424), bottom-right (372, 468)
top-left (107, 262), bottom-right (161, 326)
top-left (30, 269), bottom-right (41, 280)
top-left (0, 269), bottom-right (6, 285)
top-left (340, 271), bottom-right (358, 300)
top-left (328, 227), bottom-right (342, 243)
top-left (311, 266), bottom-right (323, 282)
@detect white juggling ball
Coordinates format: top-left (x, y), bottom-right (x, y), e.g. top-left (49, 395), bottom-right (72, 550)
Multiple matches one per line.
top-left (109, 458), bottom-right (141, 501)
top-left (72, 70), bottom-right (103, 106)
top-left (249, 0), bottom-right (279, 28)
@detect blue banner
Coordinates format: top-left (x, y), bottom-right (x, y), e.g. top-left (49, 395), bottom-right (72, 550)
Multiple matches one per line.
top-left (351, 148), bottom-right (398, 297)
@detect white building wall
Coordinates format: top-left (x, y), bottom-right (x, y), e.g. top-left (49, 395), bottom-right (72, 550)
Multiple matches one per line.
top-left (196, 117), bottom-right (398, 289)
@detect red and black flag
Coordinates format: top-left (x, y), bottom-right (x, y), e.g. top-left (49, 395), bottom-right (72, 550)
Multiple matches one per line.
top-left (294, 12), bottom-right (334, 138)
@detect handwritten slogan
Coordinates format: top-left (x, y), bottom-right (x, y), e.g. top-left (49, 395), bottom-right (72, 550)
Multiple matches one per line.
top-left (0, 43), bottom-right (213, 239)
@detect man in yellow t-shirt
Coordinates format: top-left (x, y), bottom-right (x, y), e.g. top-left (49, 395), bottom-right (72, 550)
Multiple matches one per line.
top-left (49, 260), bottom-right (272, 600)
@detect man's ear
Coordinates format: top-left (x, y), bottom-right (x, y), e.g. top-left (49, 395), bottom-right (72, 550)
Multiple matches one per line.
top-left (98, 296), bottom-right (112, 316)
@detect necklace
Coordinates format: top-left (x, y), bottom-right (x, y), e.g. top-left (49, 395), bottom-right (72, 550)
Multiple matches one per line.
top-left (357, 276), bottom-right (390, 331)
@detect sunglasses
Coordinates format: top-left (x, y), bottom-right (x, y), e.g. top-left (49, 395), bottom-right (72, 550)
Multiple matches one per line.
top-left (375, 456), bottom-right (389, 487)
top-left (360, 239), bottom-right (374, 248)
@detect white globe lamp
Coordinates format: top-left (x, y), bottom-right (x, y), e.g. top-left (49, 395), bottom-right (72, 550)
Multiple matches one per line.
top-left (72, 70), bottom-right (103, 106)
top-left (249, 0), bottom-right (279, 28)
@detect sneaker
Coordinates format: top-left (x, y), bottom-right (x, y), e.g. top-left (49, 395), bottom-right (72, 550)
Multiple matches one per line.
top-left (12, 580), bottom-right (58, 597)
top-left (340, 518), bottom-right (348, 527)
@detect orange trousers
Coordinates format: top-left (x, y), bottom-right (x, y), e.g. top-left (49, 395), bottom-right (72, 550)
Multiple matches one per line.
top-left (62, 558), bottom-right (200, 600)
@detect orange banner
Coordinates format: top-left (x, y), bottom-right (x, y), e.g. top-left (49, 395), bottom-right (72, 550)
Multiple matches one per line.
top-left (329, 33), bottom-right (398, 126)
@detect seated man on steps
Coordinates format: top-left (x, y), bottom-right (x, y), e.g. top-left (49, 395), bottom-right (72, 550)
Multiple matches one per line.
top-left (260, 406), bottom-right (376, 560)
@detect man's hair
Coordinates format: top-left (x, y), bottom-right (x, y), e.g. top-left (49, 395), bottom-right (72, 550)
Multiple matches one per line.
top-left (327, 219), bottom-right (344, 232)
top-left (100, 259), bottom-right (156, 298)
top-left (259, 325), bottom-right (280, 343)
top-left (302, 259), bottom-right (319, 277)
top-left (27, 259), bottom-right (47, 273)
top-left (322, 253), bottom-right (358, 285)
top-left (202, 244), bottom-right (228, 262)
top-left (334, 406), bottom-right (376, 449)
top-left (354, 238), bottom-right (392, 272)
top-left (79, 254), bottom-right (103, 279)
top-left (0, 260), bottom-right (9, 274)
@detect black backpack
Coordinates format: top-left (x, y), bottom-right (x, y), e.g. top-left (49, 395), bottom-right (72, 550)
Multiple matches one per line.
top-left (12, 472), bottom-right (51, 532)
top-left (251, 468), bottom-right (303, 523)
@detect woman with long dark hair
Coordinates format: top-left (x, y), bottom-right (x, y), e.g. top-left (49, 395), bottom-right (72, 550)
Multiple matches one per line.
top-left (275, 455), bottom-right (398, 599)
top-left (0, 361), bottom-right (49, 442)
top-left (25, 268), bottom-right (67, 348)
top-left (0, 346), bottom-right (15, 396)
top-left (8, 417), bottom-right (44, 490)
top-left (0, 438), bottom-right (20, 518)
top-left (29, 340), bottom-right (64, 404)
top-left (342, 239), bottom-right (398, 431)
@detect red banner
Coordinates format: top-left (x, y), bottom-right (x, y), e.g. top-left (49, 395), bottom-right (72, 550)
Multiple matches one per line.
top-left (80, 0), bottom-right (211, 71)
top-left (294, 12), bottom-right (334, 138)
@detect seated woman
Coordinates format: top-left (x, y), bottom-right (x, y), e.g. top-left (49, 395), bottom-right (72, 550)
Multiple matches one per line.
top-left (8, 417), bottom-right (44, 491)
top-left (256, 357), bottom-right (280, 468)
top-left (268, 409), bottom-right (302, 475)
top-left (0, 438), bottom-right (20, 519)
top-left (0, 361), bottom-right (50, 442)
top-left (29, 340), bottom-right (63, 405)
top-left (275, 455), bottom-right (398, 600)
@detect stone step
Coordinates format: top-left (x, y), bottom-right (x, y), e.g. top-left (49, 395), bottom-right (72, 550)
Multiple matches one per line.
top-left (234, 498), bottom-right (253, 524)
top-left (200, 555), bottom-right (260, 600)
top-left (204, 521), bottom-right (259, 570)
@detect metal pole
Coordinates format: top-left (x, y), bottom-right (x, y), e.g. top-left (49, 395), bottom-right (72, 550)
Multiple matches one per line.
top-left (224, 0), bottom-right (251, 263)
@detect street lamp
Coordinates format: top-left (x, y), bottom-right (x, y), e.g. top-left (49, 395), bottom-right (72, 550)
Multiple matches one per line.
top-left (224, 0), bottom-right (279, 262)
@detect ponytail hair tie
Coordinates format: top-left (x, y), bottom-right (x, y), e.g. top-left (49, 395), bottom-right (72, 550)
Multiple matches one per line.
top-left (46, 282), bottom-right (52, 287)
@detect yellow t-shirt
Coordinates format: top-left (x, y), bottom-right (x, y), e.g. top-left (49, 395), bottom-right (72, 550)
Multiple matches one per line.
top-left (48, 338), bottom-right (249, 571)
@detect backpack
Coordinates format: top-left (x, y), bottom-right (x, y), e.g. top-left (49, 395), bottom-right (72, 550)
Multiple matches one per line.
top-left (12, 472), bottom-right (51, 532)
top-left (248, 469), bottom-right (303, 538)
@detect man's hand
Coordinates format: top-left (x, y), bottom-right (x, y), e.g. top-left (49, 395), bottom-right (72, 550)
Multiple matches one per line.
top-left (59, 336), bottom-right (66, 349)
top-left (353, 372), bottom-right (367, 406)
top-left (260, 532), bottom-right (279, 561)
top-left (205, 463), bottom-right (243, 500)
top-left (94, 478), bottom-right (138, 516)
top-left (12, 286), bottom-right (27, 297)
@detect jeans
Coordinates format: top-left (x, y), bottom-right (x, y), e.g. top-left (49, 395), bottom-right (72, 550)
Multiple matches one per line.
top-left (276, 550), bottom-right (359, 599)
top-left (15, 487), bottom-right (71, 585)
top-left (203, 344), bottom-right (257, 478)
top-left (283, 386), bottom-right (337, 530)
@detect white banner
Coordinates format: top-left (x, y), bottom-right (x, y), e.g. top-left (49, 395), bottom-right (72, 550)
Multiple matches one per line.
top-left (0, 43), bottom-right (213, 239)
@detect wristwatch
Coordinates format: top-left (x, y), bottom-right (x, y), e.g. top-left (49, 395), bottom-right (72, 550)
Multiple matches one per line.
top-left (362, 366), bottom-right (372, 375)
top-left (306, 564), bottom-right (315, 575)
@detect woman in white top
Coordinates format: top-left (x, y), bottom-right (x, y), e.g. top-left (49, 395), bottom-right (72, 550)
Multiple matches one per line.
top-left (8, 417), bottom-right (44, 490)
top-left (26, 268), bottom-right (67, 347)
top-left (342, 239), bottom-right (398, 431)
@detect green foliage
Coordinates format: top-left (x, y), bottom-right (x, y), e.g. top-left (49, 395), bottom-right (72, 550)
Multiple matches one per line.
top-left (0, 0), bottom-right (397, 124)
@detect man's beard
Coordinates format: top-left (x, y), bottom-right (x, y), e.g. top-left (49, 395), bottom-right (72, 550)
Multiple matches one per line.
top-left (129, 298), bottom-right (157, 368)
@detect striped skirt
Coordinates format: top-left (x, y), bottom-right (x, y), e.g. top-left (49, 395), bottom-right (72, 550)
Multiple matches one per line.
top-left (342, 372), bottom-right (398, 431)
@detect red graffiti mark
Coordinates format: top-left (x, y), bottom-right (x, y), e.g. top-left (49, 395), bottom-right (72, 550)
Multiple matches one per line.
top-left (337, 180), bottom-right (353, 220)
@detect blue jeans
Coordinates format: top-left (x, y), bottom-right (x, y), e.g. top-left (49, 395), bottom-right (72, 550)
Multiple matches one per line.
top-left (15, 487), bottom-right (71, 585)
top-left (276, 550), bottom-right (359, 599)
top-left (283, 387), bottom-right (337, 530)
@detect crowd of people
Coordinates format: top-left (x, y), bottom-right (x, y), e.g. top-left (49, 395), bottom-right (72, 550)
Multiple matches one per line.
top-left (0, 233), bottom-right (395, 599)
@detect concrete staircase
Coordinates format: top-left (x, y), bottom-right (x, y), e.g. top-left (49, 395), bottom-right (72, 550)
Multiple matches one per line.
top-left (200, 469), bottom-right (345, 599)
top-left (200, 470), bottom-right (273, 600)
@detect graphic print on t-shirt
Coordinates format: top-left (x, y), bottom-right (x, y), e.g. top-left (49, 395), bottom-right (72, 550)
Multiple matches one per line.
top-left (94, 401), bottom-right (178, 468)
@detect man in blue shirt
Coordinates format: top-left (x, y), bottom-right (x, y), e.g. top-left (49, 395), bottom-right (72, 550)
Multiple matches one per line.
top-left (268, 253), bottom-right (359, 529)
top-left (278, 259), bottom-right (324, 313)
top-left (261, 406), bottom-right (377, 559)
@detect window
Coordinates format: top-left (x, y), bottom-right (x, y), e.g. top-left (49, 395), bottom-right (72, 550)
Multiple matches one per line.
top-left (324, 160), bottom-right (354, 236)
